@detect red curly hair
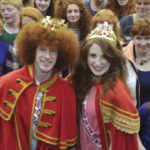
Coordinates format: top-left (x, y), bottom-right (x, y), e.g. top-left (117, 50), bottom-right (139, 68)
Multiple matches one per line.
top-left (91, 9), bottom-right (121, 39)
top-left (131, 18), bottom-right (150, 37)
top-left (55, 0), bottom-right (91, 41)
top-left (107, 0), bottom-right (136, 19)
top-left (16, 19), bottom-right (78, 71)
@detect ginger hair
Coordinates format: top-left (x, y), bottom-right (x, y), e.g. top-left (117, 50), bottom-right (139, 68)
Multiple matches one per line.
top-left (16, 19), bottom-right (78, 71)
top-left (91, 9), bottom-right (121, 39)
top-left (55, 0), bottom-right (91, 41)
top-left (107, 0), bottom-right (136, 19)
top-left (20, 7), bottom-right (43, 27)
top-left (131, 18), bottom-right (150, 37)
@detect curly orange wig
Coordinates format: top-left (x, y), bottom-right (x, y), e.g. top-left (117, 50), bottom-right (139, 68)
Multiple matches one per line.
top-left (34, 0), bottom-right (55, 17)
top-left (55, 0), bottom-right (91, 41)
top-left (131, 18), bottom-right (150, 37)
top-left (91, 9), bottom-right (121, 39)
top-left (16, 18), bottom-right (78, 71)
top-left (107, 0), bottom-right (136, 19)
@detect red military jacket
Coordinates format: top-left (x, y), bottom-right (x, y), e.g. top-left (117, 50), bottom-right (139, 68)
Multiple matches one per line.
top-left (0, 65), bottom-right (77, 150)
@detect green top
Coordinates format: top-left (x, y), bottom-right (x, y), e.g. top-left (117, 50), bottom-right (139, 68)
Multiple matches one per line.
top-left (0, 30), bottom-right (18, 44)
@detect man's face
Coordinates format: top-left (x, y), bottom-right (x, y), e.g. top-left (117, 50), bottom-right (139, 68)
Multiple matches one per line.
top-left (34, 46), bottom-right (58, 74)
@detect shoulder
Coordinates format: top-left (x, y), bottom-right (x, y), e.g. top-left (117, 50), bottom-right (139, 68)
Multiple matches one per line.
top-left (0, 66), bottom-right (29, 86)
top-left (56, 76), bottom-right (75, 91)
top-left (120, 14), bottom-right (134, 25)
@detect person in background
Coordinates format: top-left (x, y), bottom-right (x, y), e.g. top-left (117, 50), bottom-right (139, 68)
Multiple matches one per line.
top-left (123, 18), bottom-right (150, 106)
top-left (4, 7), bottom-right (43, 74)
top-left (83, 0), bottom-right (108, 17)
top-left (0, 18), bottom-right (9, 76)
top-left (34, 0), bottom-right (55, 17)
top-left (107, 0), bottom-right (136, 19)
top-left (120, 0), bottom-right (150, 43)
top-left (0, 17), bottom-right (78, 150)
top-left (69, 25), bottom-right (140, 150)
top-left (55, 0), bottom-right (91, 77)
top-left (91, 9), bottom-right (121, 40)
top-left (20, 7), bottom-right (43, 27)
top-left (0, 0), bottom-right (22, 44)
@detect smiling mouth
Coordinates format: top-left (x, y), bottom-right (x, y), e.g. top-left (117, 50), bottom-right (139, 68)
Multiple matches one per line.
top-left (94, 67), bottom-right (103, 72)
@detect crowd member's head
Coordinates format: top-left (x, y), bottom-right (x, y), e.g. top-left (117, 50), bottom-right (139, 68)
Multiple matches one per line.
top-left (34, 0), bottom-right (55, 17)
top-left (20, 7), bottom-right (43, 27)
top-left (91, 9), bottom-right (120, 39)
top-left (131, 18), bottom-right (150, 57)
top-left (107, 0), bottom-right (136, 19)
top-left (16, 17), bottom-right (78, 72)
top-left (1, 0), bottom-right (23, 26)
top-left (55, 0), bottom-right (91, 41)
top-left (135, 0), bottom-right (150, 18)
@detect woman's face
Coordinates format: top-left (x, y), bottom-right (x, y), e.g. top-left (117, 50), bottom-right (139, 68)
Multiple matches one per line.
top-left (87, 43), bottom-right (110, 77)
top-left (134, 35), bottom-right (150, 55)
top-left (117, 0), bottom-right (129, 6)
top-left (66, 4), bottom-right (80, 24)
top-left (35, 0), bottom-right (51, 13)
top-left (136, 0), bottom-right (150, 18)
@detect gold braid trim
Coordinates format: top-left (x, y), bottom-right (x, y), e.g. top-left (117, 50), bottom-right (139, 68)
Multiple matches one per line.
top-left (101, 101), bottom-right (140, 134)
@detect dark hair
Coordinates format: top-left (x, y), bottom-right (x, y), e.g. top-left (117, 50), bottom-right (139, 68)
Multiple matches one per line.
top-left (34, 0), bottom-right (55, 17)
top-left (70, 38), bottom-right (127, 105)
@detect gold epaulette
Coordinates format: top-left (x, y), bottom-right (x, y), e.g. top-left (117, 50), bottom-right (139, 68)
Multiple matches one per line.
top-left (101, 100), bottom-right (140, 134)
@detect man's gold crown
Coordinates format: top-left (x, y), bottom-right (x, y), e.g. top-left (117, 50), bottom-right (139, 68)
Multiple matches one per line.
top-left (41, 16), bottom-right (68, 30)
top-left (86, 22), bottom-right (117, 45)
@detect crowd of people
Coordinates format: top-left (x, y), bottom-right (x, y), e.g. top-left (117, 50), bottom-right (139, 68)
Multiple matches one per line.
top-left (0, 0), bottom-right (150, 150)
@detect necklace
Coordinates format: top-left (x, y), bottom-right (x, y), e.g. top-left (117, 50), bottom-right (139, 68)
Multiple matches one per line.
top-left (139, 54), bottom-right (150, 65)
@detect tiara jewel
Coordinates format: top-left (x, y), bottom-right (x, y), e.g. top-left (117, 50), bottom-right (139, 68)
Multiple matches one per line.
top-left (87, 22), bottom-right (117, 45)
top-left (41, 16), bottom-right (67, 31)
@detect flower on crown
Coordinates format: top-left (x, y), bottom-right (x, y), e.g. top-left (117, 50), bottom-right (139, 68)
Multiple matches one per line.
top-left (41, 16), bottom-right (68, 31)
top-left (86, 22), bottom-right (117, 45)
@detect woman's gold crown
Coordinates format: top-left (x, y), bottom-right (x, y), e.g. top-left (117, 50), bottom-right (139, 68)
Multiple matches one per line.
top-left (87, 22), bottom-right (117, 45)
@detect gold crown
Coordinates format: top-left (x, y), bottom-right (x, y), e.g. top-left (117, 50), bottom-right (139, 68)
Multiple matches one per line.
top-left (86, 22), bottom-right (117, 45)
top-left (41, 16), bottom-right (68, 31)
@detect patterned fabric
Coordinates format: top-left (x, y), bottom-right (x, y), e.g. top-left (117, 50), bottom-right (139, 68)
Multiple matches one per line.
top-left (5, 41), bottom-right (22, 73)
